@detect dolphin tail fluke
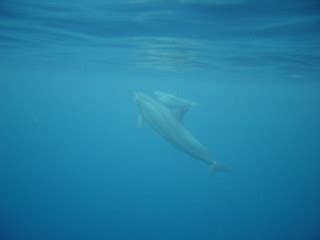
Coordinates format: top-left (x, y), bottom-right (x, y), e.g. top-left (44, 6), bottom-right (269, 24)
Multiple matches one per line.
top-left (209, 161), bottom-right (230, 175)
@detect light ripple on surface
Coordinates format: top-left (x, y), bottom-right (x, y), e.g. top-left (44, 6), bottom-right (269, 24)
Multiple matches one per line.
top-left (0, 0), bottom-right (319, 73)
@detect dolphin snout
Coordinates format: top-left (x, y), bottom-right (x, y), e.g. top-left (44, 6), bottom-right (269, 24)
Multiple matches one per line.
top-left (129, 90), bottom-right (139, 101)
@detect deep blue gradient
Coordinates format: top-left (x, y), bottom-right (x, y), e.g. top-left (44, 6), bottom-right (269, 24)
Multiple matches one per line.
top-left (1, 1), bottom-right (320, 240)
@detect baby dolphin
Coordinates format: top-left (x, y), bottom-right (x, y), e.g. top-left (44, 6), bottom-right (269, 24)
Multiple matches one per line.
top-left (130, 91), bottom-right (228, 174)
top-left (154, 91), bottom-right (198, 109)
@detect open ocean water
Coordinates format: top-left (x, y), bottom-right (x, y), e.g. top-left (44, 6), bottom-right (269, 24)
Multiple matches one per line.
top-left (1, 0), bottom-right (320, 239)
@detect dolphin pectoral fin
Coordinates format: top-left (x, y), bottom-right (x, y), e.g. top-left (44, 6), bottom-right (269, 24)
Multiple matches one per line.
top-left (209, 161), bottom-right (230, 175)
top-left (173, 107), bottom-right (189, 123)
top-left (137, 114), bottom-right (144, 128)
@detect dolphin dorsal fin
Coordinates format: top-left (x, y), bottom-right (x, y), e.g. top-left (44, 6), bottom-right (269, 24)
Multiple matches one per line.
top-left (173, 107), bottom-right (189, 123)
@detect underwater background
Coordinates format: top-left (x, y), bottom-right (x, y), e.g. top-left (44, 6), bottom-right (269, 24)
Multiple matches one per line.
top-left (1, 0), bottom-right (320, 239)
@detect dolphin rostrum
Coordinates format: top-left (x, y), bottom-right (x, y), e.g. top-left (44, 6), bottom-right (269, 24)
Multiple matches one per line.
top-left (154, 91), bottom-right (198, 109)
top-left (131, 91), bottom-right (228, 174)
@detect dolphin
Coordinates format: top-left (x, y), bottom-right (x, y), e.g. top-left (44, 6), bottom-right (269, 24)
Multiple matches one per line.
top-left (154, 91), bottom-right (198, 109)
top-left (130, 91), bottom-right (228, 174)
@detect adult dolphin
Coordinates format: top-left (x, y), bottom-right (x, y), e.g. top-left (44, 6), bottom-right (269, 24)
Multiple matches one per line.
top-left (130, 91), bottom-right (228, 174)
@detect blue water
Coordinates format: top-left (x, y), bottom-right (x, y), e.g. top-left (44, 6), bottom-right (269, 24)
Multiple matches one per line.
top-left (1, 1), bottom-right (320, 239)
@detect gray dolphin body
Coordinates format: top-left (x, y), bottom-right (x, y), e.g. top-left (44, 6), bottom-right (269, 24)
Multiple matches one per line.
top-left (131, 91), bottom-right (227, 174)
